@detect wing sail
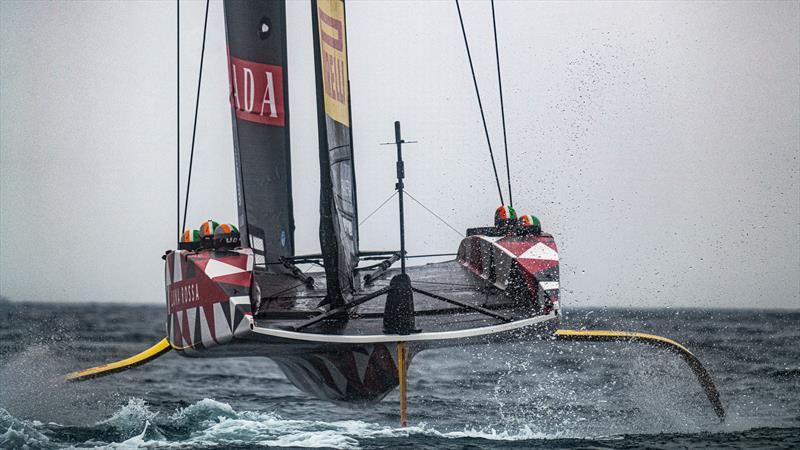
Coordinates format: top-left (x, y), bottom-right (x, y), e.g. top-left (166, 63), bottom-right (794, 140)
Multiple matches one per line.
top-left (311, 0), bottom-right (359, 304)
top-left (223, 0), bottom-right (295, 265)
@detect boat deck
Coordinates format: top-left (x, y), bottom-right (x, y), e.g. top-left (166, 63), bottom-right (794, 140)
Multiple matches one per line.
top-left (252, 260), bottom-right (553, 339)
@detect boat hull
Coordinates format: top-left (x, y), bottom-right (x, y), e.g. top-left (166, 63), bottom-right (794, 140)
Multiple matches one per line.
top-left (163, 230), bottom-right (560, 402)
top-left (166, 305), bottom-right (557, 402)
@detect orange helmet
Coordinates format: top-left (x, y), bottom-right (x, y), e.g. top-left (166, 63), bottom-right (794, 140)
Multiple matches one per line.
top-left (180, 229), bottom-right (200, 243)
top-left (520, 214), bottom-right (540, 228)
top-left (198, 220), bottom-right (220, 238)
top-left (213, 223), bottom-right (239, 240)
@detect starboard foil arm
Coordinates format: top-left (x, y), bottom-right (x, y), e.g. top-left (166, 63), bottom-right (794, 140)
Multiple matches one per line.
top-left (554, 329), bottom-right (725, 420)
top-left (64, 338), bottom-right (172, 382)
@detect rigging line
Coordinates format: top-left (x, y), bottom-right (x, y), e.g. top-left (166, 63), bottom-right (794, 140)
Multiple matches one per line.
top-left (403, 190), bottom-right (464, 238)
top-left (491, 0), bottom-right (512, 207)
top-left (176, 0), bottom-right (180, 241)
top-left (224, 16), bottom-right (250, 246)
top-left (411, 279), bottom-right (480, 288)
top-left (455, 0), bottom-right (505, 206)
top-left (358, 190), bottom-right (398, 227)
top-left (181, 0), bottom-right (210, 233)
top-left (260, 280), bottom-right (308, 311)
top-left (405, 252), bottom-right (458, 259)
top-left (264, 281), bottom-right (307, 300)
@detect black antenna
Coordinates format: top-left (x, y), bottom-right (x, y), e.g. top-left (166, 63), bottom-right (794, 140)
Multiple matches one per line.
top-left (380, 121), bottom-right (417, 274)
top-left (394, 121), bottom-right (408, 274)
top-left (491, 0), bottom-right (513, 207)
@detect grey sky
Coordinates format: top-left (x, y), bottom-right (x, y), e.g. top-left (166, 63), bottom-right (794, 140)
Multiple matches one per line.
top-left (1, 0), bottom-right (798, 309)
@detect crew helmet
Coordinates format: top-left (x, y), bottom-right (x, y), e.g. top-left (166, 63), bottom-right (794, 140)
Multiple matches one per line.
top-left (494, 205), bottom-right (517, 227)
top-left (199, 220), bottom-right (220, 239)
top-left (180, 229), bottom-right (201, 243)
top-left (213, 223), bottom-right (239, 239)
top-left (520, 214), bottom-right (541, 228)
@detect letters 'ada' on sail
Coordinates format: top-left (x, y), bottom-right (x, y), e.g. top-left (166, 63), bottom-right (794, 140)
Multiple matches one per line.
top-left (223, 0), bottom-right (294, 265)
top-left (312, 0), bottom-right (359, 294)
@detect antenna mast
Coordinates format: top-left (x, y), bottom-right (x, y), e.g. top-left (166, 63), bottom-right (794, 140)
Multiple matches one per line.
top-left (394, 121), bottom-right (407, 274)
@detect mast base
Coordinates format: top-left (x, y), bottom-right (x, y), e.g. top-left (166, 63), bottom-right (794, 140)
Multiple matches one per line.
top-left (383, 274), bottom-right (418, 335)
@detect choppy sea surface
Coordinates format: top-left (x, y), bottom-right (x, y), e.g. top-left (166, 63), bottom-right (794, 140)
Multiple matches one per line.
top-left (0, 302), bottom-right (798, 449)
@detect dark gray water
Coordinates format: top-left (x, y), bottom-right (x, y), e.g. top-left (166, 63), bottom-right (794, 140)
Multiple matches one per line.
top-left (1, 302), bottom-right (798, 449)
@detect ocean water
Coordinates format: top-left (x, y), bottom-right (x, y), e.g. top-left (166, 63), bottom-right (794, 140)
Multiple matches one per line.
top-left (0, 302), bottom-right (797, 449)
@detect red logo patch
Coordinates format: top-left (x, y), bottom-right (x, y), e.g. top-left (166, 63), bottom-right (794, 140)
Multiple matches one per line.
top-left (228, 55), bottom-right (285, 127)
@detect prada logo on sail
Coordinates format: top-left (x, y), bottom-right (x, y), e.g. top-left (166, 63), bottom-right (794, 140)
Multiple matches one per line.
top-left (317, 0), bottom-right (350, 127)
top-left (228, 56), bottom-right (285, 127)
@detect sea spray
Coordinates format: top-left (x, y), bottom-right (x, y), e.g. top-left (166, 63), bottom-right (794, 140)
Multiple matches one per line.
top-left (1, 304), bottom-right (798, 449)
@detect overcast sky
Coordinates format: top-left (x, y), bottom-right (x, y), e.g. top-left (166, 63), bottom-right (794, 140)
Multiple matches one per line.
top-left (1, 0), bottom-right (798, 309)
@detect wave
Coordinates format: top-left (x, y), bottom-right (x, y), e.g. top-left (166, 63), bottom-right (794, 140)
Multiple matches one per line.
top-left (2, 395), bottom-right (799, 449)
top-left (0, 408), bottom-right (52, 449)
top-left (0, 398), bottom-right (591, 449)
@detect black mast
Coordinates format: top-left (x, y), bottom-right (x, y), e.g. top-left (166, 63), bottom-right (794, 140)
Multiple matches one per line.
top-left (223, 0), bottom-right (295, 265)
top-left (394, 121), bottom-right (407, 274)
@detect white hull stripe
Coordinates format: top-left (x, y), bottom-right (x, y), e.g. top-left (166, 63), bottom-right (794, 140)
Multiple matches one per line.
top-left (478, 236), bottom-right (517, 258)
top-left (539, 281), bottom-right (560, 290)
top-left (250, 312), bottom-right (557, 344)
top-left (479, 236), bottom-right (503, 243)
top-left (204, 259), bottom-right (246, 279)
top-left (519, 243), bottom-right (559, 261)
top-left (230, 296), bottom-right (250, 306)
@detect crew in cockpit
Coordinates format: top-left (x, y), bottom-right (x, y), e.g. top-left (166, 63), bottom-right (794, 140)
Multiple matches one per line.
top-left (494, 205), bottom-right (518, 233)
top-left (519, 214), bottom-right (542, 234)
top-left (214, 223), bottom-right (241, 248)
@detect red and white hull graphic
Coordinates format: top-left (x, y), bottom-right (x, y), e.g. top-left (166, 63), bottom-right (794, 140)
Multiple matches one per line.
top-left (164, 248), bottom-right (254, 354)
top-left (458, 233), bottom-right (560, 313)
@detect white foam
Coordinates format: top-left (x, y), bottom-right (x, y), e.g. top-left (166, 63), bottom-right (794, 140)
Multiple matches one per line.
top-left (0, 407), bottom-right (52, 448)
top-left (97, 398), bottom-right (159, 437)
top-left (29, 398), bottom-right (580, 449)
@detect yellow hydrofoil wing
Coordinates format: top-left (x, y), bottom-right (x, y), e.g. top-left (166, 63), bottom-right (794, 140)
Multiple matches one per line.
top-left (554, 329), bottom-right (725, 420)
top-left (64, 338), bottom-right (172, 382)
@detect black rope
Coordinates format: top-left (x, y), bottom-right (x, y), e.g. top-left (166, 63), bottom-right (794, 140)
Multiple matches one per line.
top-left (176, 0), bottom-right (180, 241)
top-left (491, 0), bottom-right (512, 207)
top-left (358, 190), bottom-right (398, 226)
top-left (181, 0), bottom-right (210, 233)
top-left (455, 0), bottom-right (504, 206)
top-left (264, 281), bottom-right (307, 299)
top-left (404, 190), bottom-right (464, 238)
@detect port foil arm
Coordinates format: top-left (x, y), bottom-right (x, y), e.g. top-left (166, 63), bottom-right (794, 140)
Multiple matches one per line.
top-left (554, 329), bottom-right (725, 420)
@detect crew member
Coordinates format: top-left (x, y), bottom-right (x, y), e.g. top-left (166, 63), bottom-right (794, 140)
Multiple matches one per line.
top-left (519, 214), bottom-right (542, 234)
top-left (494, 205), bottom-right (517, 232)
top-left (199, 220), bottom-right (220, 239)
top-left (214, 223), bottom-right (241, 247)
top-left (179, 229), bottom-right (201, 250)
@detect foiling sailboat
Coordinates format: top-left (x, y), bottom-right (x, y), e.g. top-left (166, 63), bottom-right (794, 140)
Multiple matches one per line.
top-left (67, 0), bottom-right (725, 424)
